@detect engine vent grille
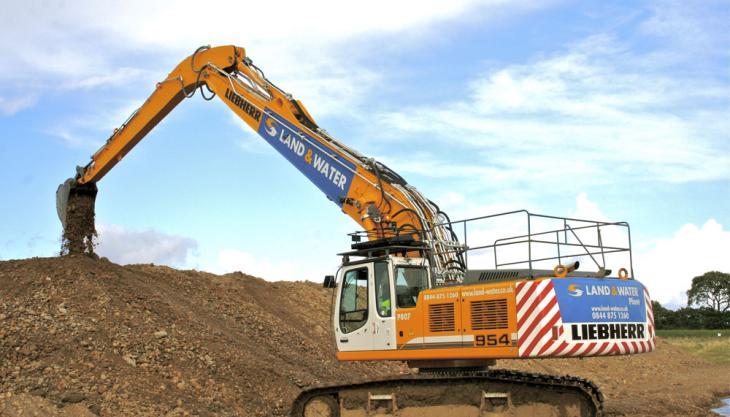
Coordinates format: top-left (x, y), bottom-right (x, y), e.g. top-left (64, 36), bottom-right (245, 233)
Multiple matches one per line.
top-left (479, 270), bottom-right (519, 281)
top-left (428, 303), bottom-right (455, 333)
top-left (470, 299), bottom-right (509, 330)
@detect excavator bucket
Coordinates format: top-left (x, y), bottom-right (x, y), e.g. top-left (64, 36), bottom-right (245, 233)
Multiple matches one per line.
top-left (56, 178), bottom-right (75, 229)
top-left (56, 178), bottom-right (98, 254)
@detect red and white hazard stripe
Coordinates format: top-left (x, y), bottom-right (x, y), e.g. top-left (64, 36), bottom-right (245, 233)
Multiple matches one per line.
top-left (644, 287), bottom-right (656, 351)
top-left (516, 280), bottom-right (563, 357)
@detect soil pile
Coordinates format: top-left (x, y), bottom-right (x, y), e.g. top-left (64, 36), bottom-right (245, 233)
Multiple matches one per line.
top-left (0, 394), bottom-right (96, 417)
top-left (0, 256), bottom-right (727, 417)
top-left (0, 256), bottom-right (406, 416)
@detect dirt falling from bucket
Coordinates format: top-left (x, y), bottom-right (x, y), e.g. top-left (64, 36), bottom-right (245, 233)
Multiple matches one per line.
top-left (61, 191), bottom-right (97, 256)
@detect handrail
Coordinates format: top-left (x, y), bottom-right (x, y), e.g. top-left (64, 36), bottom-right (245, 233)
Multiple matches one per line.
top-left (348, 209), bottom-right (635, 281)
top-left (438, 210), bottom-right (634, 279)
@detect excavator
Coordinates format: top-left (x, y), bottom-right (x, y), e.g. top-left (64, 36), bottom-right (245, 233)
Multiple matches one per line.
top-left (56, 45), bottom-right (656, 417)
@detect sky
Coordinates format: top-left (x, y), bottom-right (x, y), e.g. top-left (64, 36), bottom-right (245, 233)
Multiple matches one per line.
top-left (0, 0), bottom-right (728, 309)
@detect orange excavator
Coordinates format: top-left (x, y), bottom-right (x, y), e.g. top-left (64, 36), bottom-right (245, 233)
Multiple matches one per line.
top-left (57, 45), bottom-right (656, 417)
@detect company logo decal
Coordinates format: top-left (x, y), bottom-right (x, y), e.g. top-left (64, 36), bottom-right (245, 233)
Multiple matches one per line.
top-left (553, 278), bottom-right (646, 324)
top-left (570, 322), bottom-right (645, 340)
top-left (224, 88), bottom-right (261, 122)
top-left (257, 111), bottom-right (355, 205)
top-left (567, 284), bottom-right (583, 297)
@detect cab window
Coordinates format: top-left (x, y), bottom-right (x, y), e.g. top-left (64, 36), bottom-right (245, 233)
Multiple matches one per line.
top-left (395, 266), bottom-right (428, 308)
top-left (339, 268), bottom-right (369, 333)
top-left (374, 262), bottom-right (392, 317)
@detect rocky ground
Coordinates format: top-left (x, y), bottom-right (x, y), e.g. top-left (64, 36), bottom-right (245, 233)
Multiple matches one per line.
top-left (499, 342), bottom-right (729, 417)
top-left (1, 256), bottom-right (728, 416)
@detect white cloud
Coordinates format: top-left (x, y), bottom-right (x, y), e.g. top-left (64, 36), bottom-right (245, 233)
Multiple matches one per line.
top-left (636, 219), bottom-right (730, 309)
top-left (0, 0), bottom-right (551, 117)
top-left (571, 192), bottom-right (608, 222)
top-left (60, 67), bottom-right (154, 90)
top-left (374, 28), bottom-right (729, 189)
top-left (48, 130), bottom-right (103, 149)
top-left (215, 249), bottom-right (301, 281)
top-left (380, 153), bottom-right (527, 184)
top-left (22, 0), bottom-right (524, 49)
top-left (0, 95), bottom-right (37, 115)
top-left (272, 60), bottom-right (381, 118)
top-left (46, 99), bottom-right (145, 149)
top-left (640, 0), bottom-right (728, 56)
top-left (438, 191), bottom-right (467, 208)
top-left (96, 224), bottom-right (197, 266)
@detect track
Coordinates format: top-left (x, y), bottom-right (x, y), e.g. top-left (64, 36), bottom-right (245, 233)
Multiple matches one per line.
top-left (291, 369), bottom-right (603, 417)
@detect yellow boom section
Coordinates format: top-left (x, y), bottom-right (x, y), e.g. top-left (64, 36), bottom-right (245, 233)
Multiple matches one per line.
top-left (62, 45), bottom-right (465, 281)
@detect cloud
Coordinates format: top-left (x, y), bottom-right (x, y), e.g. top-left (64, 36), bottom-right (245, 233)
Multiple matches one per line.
top-left (95, 224), bottom-right (197, 266)
top-left (0, 0), bottom-right (551, 117)
top-left (60, 67), bottom-right (154, 90)
top-left (374, 24), bottom-right (729, 189)
top-left (215, 249), bottom-right (301, 281)
top-left (636, 219), bottom-right (730, 309)
top-left (45, 99), bottom-right (145, 149)
top-left (15, 0), bottom-right (528, 50)
top-left (0, 95), bottom-right (37, 115)
top-left (571, 192), bottom-right (608, 222)
top-left (48, 130), bottom-right (103, 149)
top-left (640, 0), bottom-right (728, 57)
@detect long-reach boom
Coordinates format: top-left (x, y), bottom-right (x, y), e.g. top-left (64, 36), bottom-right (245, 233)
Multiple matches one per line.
top-left (56, 45), bottom-right (465, 281)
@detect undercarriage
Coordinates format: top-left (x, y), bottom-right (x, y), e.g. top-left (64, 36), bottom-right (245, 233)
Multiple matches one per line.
top-left (292, 369), bottom-right (603, 417)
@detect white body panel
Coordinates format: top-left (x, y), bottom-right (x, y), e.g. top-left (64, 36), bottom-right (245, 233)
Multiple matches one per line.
top-left (334, 259), bottom-right (404, 352)
top-left (333, 256), bottom-right (430, 352)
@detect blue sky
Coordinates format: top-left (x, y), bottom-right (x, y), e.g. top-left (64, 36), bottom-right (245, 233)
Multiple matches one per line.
top-left (0, 0), bottom-right (728, 308)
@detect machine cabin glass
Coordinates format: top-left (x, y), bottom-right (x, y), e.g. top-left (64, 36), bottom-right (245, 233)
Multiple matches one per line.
top-left (394, 266), bottom-right (428, 308)
top-left (374, 262), bottom-right (392, 317)
top-left (339, 267), bottom-right (369, 333)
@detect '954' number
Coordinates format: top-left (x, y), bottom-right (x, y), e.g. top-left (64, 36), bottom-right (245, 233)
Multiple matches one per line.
top-left (474, 334), bottom-right (509, 347)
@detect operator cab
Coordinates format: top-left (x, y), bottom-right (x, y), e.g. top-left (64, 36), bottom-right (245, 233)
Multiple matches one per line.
top-left (327, 237), bottom-right (432, 353)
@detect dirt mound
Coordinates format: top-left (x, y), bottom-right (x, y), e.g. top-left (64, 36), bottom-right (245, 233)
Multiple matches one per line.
top-left (0, 256), bottom-right (406, 416)
top-left (0, 257), bottom-right (727, 417)
top-left (0, 393), bottom-right (95, 417)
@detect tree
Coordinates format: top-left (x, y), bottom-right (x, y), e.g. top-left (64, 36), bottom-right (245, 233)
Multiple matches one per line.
top-left (686, 271), bottom-right (730, 312)
top-left (652, 301), bottom-right (674, 329)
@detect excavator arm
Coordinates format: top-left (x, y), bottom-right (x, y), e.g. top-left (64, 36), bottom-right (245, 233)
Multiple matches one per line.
top-left (57, 45), bottom-right (464, 280)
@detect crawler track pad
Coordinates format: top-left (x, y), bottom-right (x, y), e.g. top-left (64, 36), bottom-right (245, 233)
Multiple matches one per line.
top-left (292, 370), bottom-right (603, 417)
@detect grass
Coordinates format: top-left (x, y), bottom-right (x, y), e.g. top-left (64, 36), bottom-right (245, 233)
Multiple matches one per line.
top-left (657, 329), bottom-right (730, 338)
top-left (657, 329), bottom-right (730, 365)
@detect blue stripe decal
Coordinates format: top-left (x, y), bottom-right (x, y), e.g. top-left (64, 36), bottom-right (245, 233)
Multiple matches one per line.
top-left (257, 110), bottom-right (356, 206)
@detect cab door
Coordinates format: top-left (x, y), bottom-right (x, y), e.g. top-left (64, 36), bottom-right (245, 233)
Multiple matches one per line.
top-left (334, 264), bottom-right (373, 352)
top-left (371, 261), bottom-right (396, 351)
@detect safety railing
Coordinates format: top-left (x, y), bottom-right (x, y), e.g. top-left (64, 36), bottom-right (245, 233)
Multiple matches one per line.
top-left (434, 210), bottom-right (634, 279)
